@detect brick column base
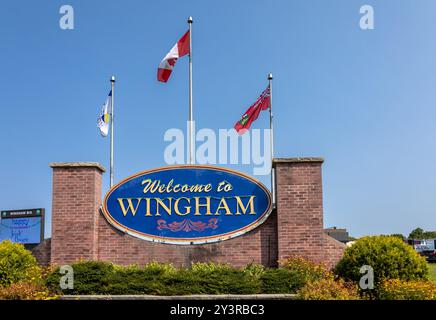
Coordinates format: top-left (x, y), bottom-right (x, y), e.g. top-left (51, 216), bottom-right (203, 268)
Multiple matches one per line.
top-left (273, 158), bottom-right (344, 268)
top-left (49, 162), bottom-right (105, 265)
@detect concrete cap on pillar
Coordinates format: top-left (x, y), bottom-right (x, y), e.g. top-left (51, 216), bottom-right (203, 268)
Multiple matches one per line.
top-left (50, 162), bottom-right (106, 173)
top-left (272, 157), bottom-right (324, 167)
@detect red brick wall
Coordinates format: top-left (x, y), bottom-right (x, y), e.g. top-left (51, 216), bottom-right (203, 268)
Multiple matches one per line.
top-left (49, 159), bottom-right (343, 268)
top-left (50, 162), bottom-right (104, 265)
top-left (323, 233), bottom-right (346, 269)
top-left (274, 158), bottom-right (344, 268)
top-left (97, 209), bottom-right (277, 268)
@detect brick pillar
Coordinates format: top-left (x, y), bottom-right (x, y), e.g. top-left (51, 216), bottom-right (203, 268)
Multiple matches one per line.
top-left (50, 162), bottom-right (105, 265)
top-left (273, 158), bottom-right (325, 264)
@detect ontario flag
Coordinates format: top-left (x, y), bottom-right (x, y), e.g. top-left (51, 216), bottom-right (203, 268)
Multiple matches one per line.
top-left (234, 86), bottom-right (271, 134)
top-left (157, 30), bottom-right (190, 82)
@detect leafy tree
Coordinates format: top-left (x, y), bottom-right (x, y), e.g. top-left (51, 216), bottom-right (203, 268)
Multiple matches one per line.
top-left (408, 228), bottom-right (436, 240)
top-left (423, 231), bottom-right (436, 239)
top-left (408, 228), bottom-right (425, 240)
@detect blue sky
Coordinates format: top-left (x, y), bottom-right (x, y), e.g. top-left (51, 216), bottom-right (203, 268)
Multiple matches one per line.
top-left (1, 0), bottom-right (436, 239)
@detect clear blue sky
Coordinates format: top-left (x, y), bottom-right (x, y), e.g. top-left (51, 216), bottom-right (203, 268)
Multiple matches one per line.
top-left (1, 0), bottom-right (436, 239)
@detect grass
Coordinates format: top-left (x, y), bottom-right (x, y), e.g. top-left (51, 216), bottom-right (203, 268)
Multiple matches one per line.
top-left (428, 263), bottom-right (436, 283)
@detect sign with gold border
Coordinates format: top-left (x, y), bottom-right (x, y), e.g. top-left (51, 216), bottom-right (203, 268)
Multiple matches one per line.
top-left (101, 165), bottom-right (272, 245)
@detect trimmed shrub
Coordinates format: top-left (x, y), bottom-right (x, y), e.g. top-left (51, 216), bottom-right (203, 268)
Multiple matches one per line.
top-left (46, 260), bottom-right (261, 295)
top-left (297, 275), bottom-right (360, 300)
top-left (44, 258), bottom-right (341, 296)
top-left (0, 281), bottom-right (56, 300)
top-left (162, 268), bottom-right (260, 295)
top-left (335, 236), bottom-right (428, 287)
top-left (260, 268), bottom-right (304, 293)
top-left (46, 260), bottom-right (115, 295)
top-left (182, 262), bottom-right (260, 295)
top-left (378, 279), bottom-right (436, 300)
top-left (105, 265), bottom-right (166, 295)
top-left (0, 241), bottom-right (41, 287)
top-left (105, 262), bottom-right (261, 295)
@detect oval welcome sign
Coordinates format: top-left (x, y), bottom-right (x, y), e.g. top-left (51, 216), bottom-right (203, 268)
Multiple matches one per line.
top-left (102, 165), bottom-right (272, 245)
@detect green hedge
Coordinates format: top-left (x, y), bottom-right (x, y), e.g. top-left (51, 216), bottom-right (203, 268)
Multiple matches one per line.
top-left (45, 259), bottom-right (327, 295)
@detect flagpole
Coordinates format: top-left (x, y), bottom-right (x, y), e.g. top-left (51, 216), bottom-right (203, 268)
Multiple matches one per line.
top-left (188, 16), bottom-right (194, 165)
top-left (110, 76), bottom-right (115, 188)
top-left (268, 73), bottom-right (275, 207)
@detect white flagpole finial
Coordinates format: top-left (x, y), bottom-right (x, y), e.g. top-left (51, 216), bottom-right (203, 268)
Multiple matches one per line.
top-left (188, 16), bottom-right (193, 23)
top-left (111, 75), bottom-right (116, 82)
top-left (268, 73), bottom-right (273, 80)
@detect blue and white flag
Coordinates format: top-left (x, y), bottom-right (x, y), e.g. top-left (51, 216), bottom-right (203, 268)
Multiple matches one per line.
top-left (97, 90), bottom-right (112, 137)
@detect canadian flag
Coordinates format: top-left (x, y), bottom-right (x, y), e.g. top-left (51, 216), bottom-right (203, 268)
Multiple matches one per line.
top-left (158, 30), bottom-right (190, 82)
